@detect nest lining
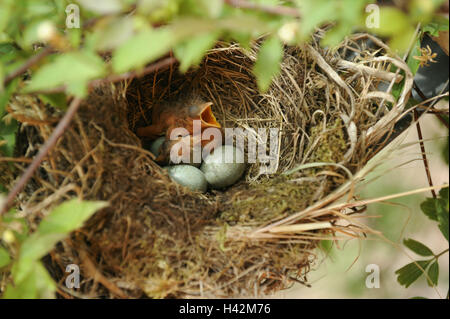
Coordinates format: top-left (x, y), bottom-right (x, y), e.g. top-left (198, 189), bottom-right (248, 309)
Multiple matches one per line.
top-left (1, 34), bottom-right (412, 298)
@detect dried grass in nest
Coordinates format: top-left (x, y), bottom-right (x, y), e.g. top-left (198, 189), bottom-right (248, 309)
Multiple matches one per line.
top-left (2, 33), bottom-right (413, 298)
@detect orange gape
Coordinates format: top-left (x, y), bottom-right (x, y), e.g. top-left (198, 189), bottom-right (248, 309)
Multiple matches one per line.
top-left (137, 99), bottom-right (223, 163)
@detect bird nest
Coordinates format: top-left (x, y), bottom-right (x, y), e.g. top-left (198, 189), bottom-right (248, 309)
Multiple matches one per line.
top-left (2, 33), bottom-right (412, 298)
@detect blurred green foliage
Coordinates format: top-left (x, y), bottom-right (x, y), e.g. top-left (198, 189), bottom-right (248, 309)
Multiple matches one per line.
top-left (0, 199), bottom-right (107, 298)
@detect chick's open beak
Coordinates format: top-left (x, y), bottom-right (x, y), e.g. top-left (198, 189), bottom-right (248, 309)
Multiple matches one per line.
top-left (189, 102), bottom-right (221, 128)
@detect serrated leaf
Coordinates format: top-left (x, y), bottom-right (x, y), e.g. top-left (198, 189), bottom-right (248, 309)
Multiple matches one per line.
top-left (395, 259), bottom-right (432, 288)
top-left (38, 199), bottom-right (108, 235)
top-left (253, 36), bottom-right (283, 92)
top-left (77, 0), bottom-right (123, 14)
top-left (0, 247), bottom-right (11, 268)
top-left (112, 28), bottom-right (173, 73)
top-left (403, 238), bottom-right (434, 256)
top-left (25, 51), bottom-right (106, 97)
top-left (174, 32), bottom-right (219, 72)
top-left (427, 260), bottom-right (439, 286)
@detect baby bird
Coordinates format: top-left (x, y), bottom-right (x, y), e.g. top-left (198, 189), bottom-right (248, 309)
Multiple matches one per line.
top-left (137, 96), bottom-right (223, 164)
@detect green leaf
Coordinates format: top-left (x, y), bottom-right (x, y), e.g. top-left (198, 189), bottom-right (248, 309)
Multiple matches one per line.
top-left (0, 119), bottom-right (18, 157)
top-left (38, 93), bottom-right (68, 110)
top-left (94, 16), bottom-right (135, 52)
top-left (403, 238), bottom-right (434, 256)
top-left (297, 0), bottom-right (337, 39)
top-left (25, 51), bottom-right (106, 97)
top-left (14, 232), bottom-right (66, 283)
top-left (427, 260), bottom-right (439, 287)
top-left (77, 0), bottom-right (123, 14)
top-left (1, 78), bottom-right (19, 117)
top-left (437, 188), bottom-right (449, 241)
top-left (4, 261), bottom-right (56, 299)
top-left (112, 28), bottom-right (173, 74)
top-left (442, 137), bottom-right (449, 165)
top-left (437, 206), bottom-right (449, 242)
top-left (422, 16), bottom-right (450, 37)
top-left (0, 0), bottom-right (13, 34)
top-left (406, 36), bottom-right (421, 76)
top-left (198, 0), bottom-right (224, 18)
top-left (420, 197), bottom-right (439, 221)
top-left (0, 247), bottom-right (11, 268)
top-left (374, 7), bottom-right (411, 36)
top-left (38, 199), bottom-right (108, 235)
top-left (12, 199), bottom-right (107, 284)
top-left (174, 32), bottom-right (219, 72)
top-left (253, 36), bottom-right (283, 92)
top-left (395, 259), bottom-right (432, 288)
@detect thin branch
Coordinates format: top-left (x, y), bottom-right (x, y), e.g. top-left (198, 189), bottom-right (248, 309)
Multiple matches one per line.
top-left (224, 0), bottom-right (300, 17)
top-left (0, 97), bottom-right (83, 215)
top-left (414, 82), bottom-right (449, 129)
top-left (413, 108), bottom-right (437, 199)
top-left (3, 47), bottom-right (53, 86)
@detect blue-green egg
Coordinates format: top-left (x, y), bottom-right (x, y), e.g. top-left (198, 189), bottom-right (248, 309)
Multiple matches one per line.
top-left (166, 165), bottom-right (208, 193)
top-left (200, 145), bottom-right (246, 189)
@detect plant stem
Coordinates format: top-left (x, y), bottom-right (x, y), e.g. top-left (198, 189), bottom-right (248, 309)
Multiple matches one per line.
top-left (435, 248), bottom-right (449, 259)
top-left (3, 47), bottom-right (53, 86)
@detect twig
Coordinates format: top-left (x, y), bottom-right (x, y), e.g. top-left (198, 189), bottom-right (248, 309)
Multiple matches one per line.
top-left (0, 97), bottom-right (83, 215)
top-left (224, 0), bottom-right (300, 17)
top-left (78, 248), bottom-right (127, 298)
top-left (413, 81), bottom-right (449, 129)
top-left (3, 47), bottom-right (53, 86)
top-left (413, 109), bottom-right (436, 198)
top-left (337, 59), bottom-right (404, 83)
top-left (412, 82), bottom-right (438, 199)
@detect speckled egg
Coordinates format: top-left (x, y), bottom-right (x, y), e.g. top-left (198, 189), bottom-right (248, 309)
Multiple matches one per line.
top-left (149, 136), bottom-right (166, 157)
top-left (200, 145), bottom-right (246, 189)
top-left (166, 165), bottom-right (208, 193)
